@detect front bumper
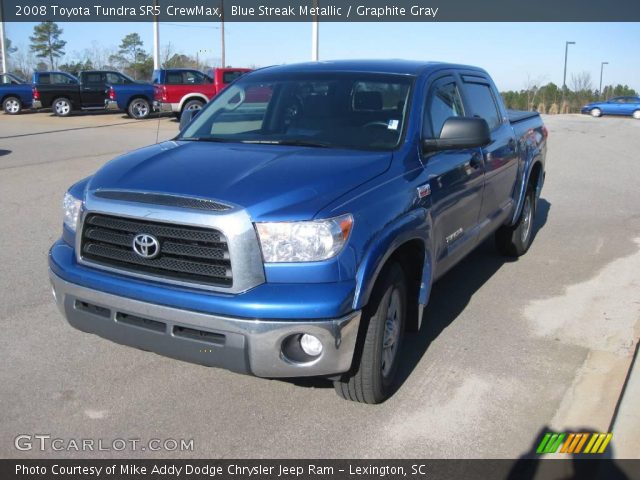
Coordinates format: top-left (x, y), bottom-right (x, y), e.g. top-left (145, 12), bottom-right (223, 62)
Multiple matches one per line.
top-left (49, 270), bottom-right (361, 378)
top-left (105, 100), bottom-right (119, 111)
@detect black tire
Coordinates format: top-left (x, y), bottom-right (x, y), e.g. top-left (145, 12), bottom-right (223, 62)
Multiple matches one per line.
top-left (495, 185), bottom-right (536, 257)
top-left (333, 262), bottom-right (406, 404)
top-left (127, 98), bottom-right (151, 119)
top-left (52, 97), bottom-right (72, 117)
top-left (2, 96), bottom-right (22, 115)
top-left (182, 99), bottom-right (204, 115)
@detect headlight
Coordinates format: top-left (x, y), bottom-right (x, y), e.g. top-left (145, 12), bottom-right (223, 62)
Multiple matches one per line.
top-left (256, 214), bottom-right (353, 263)
top-left (63, 192), bottom-right (82, 232)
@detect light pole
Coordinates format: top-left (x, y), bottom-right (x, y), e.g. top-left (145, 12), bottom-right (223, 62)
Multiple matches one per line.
top-left (599, 61), bottom-right (609, 99)
top-left (152, 1), bottom-right (160, 70)
top-left (562, 41), bottom-right (576, 91)
top-left (311, 0), bottom-right (319, 61)
top-left (0, 0), bottom-right (7, 74)
top-left (220, 0), bottom-right (225, 67)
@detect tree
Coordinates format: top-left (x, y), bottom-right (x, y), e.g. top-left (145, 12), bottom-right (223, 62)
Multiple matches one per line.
top-left (29, 22), bottom-right (67, 69)
top-left (59, 59), bottom-right (94, 76)
top-left (1, 38), bottom-right (18, 67)
top-left (117, 33), bottom-right (146, 79)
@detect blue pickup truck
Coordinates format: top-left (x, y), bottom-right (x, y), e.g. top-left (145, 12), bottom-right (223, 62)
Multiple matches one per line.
top-left (49, 60), bottom-right (547, 403)
top-left (1, 72), bottom-right (35, 114)
top-left (105, 81), bottom-right (155, 119)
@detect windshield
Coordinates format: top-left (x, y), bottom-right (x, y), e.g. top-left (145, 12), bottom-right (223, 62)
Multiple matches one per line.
top-left (180, 72), bottom-right (413, 150)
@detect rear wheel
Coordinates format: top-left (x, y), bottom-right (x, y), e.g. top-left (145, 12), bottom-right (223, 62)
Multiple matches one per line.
top-left (333, 262), bottom-right (406, 404)
top-left (127, 98), bottom-right (151, 119)
top-left (496, 185), bottom-right (536, 257)
top-left (590, 108), bottom-right (602, 118)
top-left (53, 97), bottom-right (72, 117)
top-left (633, 110), bottom-right (640, 120)
top-left (2, 96), bottom-right (22, 115)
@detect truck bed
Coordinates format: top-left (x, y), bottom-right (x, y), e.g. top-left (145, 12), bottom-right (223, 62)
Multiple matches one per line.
top-left (507, 109), bottom-right (540, 124)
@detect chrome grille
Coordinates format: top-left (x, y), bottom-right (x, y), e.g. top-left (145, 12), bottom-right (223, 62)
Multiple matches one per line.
top-left (80, 214), bottom-right (232, 287)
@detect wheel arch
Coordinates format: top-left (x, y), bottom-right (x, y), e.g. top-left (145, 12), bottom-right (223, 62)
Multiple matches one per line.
top-left (1, 94), bottom-right (22, 105)
top-left (352, 211), bottom-right (433, 332)
top-left (179, 94), bottom-right (208, 112)
top-left (126, 94), bottom-right (152, 107)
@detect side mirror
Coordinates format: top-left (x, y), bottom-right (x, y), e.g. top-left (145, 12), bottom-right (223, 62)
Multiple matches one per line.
top-left (179, 109), bottom-right (200, 131)
top-left (422, 117), bottom-right (491, 152)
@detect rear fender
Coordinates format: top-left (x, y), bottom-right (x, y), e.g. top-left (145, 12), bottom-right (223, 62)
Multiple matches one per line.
top-left (510, 139), bottom-right (545, 225)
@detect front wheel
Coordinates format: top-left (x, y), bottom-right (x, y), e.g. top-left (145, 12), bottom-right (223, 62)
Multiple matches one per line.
top-left (590, 108), bottom-right (602, 118)
top-left (333, 262), bottom-right (406, 404)
top-left (495, 186), bottom-right (536, 257)
top-left (182, 99), bottom-right (204, 114)
top-left (127, 98), bottom-right (151, 119)
top-left (3, 96), bottom-right (22, 115)
top-left (52, 97), bottom-right (72, 117)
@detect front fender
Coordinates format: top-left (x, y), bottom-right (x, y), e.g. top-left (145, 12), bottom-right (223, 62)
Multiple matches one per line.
top-left (352, 208), bottom-right (432, 311)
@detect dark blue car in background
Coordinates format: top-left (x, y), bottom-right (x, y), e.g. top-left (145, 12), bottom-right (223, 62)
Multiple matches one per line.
top-left (581, 96), bottom-right (640, 119)
top-left (0, 72), bottom-right (35, 114)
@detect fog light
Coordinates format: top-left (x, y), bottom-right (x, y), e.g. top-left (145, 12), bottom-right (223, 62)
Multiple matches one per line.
top-left (300, 334), bottom-right (323, 357)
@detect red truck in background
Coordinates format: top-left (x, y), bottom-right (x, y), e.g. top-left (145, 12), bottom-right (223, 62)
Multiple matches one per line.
top-left (153, 67), bottom-right (251, 117)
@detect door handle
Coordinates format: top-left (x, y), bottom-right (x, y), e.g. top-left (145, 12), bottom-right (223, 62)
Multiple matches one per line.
top-left (469, 153), bottom-right (483, 169)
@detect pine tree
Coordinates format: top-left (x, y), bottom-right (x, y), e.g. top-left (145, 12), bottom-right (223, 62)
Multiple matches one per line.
top-left (29, 22), bottom-right (66, 69)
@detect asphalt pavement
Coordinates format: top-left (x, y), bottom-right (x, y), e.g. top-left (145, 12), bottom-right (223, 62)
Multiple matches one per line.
top-left (1, 111), bottom-right (639, 460)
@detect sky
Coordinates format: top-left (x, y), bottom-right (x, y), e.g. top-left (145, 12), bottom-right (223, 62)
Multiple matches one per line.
top-left (4, 21), bottom-right (640, 92)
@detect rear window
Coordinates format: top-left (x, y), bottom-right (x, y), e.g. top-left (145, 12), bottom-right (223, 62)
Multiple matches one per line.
top-left (222, 71), bottom-right (247, 84)
top-left (165, 70), bottom-right (209, 85)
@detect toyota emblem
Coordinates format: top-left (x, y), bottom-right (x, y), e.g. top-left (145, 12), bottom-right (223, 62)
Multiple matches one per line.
top-left (132, 233), bottom-right (160, 259)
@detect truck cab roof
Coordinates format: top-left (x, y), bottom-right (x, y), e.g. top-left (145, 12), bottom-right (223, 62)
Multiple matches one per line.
top-left (253, 59), bottom-right (486, 77)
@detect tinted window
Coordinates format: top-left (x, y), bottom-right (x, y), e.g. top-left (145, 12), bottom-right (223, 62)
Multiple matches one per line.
top-left (51, 73), bottom-right (77, 84)
top-left (183, 71), bottom-right (207, 85)
top-left (166, 70), bottom-right (208, 85)
top-left (426, 82), bottom-right (464, 137)
top-left (464, 82), bottom-right (501, 130)
top-left (106, 73), bottom-right (128, 84)
top-left (181, 73), bottom-right (412, 151)
top-left (84, 73), bottom-right (103, 83)
top-left (38, 73), bottom-right (50, 84)
top-left (222, 71), bottom-right (247, 84)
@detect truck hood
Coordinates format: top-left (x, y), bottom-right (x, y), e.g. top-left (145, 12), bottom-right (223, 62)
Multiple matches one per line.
top-left (88, 141), bottom-right (392, 220)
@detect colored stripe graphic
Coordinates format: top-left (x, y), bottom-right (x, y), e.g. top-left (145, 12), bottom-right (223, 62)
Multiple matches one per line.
top-left (537, 432), bottom-right (612, 454)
